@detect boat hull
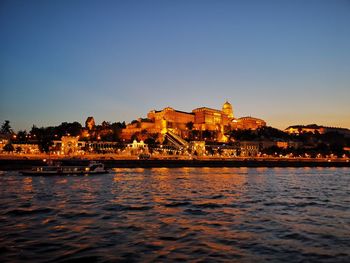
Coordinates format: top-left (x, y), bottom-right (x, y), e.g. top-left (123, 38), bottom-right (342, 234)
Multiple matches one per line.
top-left (20, 161), bottom-right (108, 176)
top-left (20, 170), bottom-right (109, 176)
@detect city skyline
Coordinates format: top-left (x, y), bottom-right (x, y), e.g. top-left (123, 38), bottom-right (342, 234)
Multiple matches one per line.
top-left (1, 0), bottom-right (350, 131)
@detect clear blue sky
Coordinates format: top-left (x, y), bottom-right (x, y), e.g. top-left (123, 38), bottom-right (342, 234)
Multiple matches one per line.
top-left (1, 0), bottom-right (349, 131)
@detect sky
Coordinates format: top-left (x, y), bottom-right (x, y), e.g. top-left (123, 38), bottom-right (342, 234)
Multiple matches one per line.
top-left (1, 0), bottom-right (350, 131)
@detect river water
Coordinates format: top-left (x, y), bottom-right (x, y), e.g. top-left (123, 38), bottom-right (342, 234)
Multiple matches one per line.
top-left (0, 168), bottom-right (349, 262)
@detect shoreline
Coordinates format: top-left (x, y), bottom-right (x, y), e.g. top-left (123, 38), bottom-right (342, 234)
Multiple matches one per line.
top-left (0, 157), bottom-right (349, 170)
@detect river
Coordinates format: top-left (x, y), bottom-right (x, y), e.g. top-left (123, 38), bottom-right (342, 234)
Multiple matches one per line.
top-left (0, 167), bottom-right (349, 262)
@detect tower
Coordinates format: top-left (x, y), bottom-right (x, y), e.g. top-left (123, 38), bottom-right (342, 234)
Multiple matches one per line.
top-left (222, 101), bottom-right (234, 118)
top-left (85, 117), bottom-right (95, 130)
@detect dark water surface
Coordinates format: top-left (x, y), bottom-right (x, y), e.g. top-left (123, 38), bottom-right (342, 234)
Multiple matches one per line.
top-left (0, 168), bottom-right (349, 262)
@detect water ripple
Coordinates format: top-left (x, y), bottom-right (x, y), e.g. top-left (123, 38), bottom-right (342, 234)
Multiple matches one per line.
top-left (0, 167), bottom-right (349, 262)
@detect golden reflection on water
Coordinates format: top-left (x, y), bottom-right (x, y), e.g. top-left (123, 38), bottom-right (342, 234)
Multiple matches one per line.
top-left (70, 218), bottom-right (96, 232)
top-left (151, 167), bottom-right (170, 177)
top-left (1, 168), bottom-right (349, 262)
top-left (16, 223), bottom-right (29, 230)
top-left (56, 178), bottom-right (68, 185)
top-left (113, 174), bottom-right (120, 183)
top-left (202, 240), bottom-right (235, 253)
top-left (22, 177), bottom-right (33, 192)
top-left (52, 225), bottom-right (68, 231)
top-left (147, 168), bottom-right (249, 240)
top-left (256, 167), bottom-right (268, 172)
top-left (42, 218), bottom-right (54, 225)
top-left (56, 200), bottom-right (67, 210)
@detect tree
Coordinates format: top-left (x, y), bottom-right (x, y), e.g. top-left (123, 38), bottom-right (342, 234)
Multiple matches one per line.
top-left (230, 129), bottom-right (257, 141)
top-left (202, 130), bottom-right (212, 140)
top-left (15, 146), bottom-right (22, 153)
top-left (101, 121), bottom-right (111, 128)
top-left (3, 142), bottom-right (14, 153)
top-left (1, 120), bottom-right (13, 135)
top-left (29, 126), bottom-right (54, 153)
top-left (17, 130), bottom-right (28, 143)
top-left (262, 146), bottom-right (282, 156)
top-left (38, 136), bottom-right (53, 153)
top-left (144, 137), bottom-right (156, 145)
top-left (186, 121), bottom-right (194, 130)
top-left (131, 132), bottom-right (140, 141)
top-left (189, 130), bottom-right (199, 141)
top-left (55, 122), bottom-right (82, 137)
top-left (256, 126), bottom-right (291, 140)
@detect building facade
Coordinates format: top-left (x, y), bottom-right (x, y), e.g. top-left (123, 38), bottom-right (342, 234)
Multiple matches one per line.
top-left (285, 125), bottom-right (350, 137)
top-left (121, 101), bottom-right (266, 142)
top-left (232, 117), bottom-right (266, 130)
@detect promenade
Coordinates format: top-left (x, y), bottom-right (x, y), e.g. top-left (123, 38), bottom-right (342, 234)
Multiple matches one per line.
top-left (1, 153), bottom-right (349, 170)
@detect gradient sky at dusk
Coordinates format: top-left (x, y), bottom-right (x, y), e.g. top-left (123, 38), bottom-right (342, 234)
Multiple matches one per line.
top-left (1, 0), bottom-right (349, 131)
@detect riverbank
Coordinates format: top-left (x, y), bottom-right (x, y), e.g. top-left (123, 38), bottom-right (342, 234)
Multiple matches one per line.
top-left (0, 156), bottom-right (349, 170)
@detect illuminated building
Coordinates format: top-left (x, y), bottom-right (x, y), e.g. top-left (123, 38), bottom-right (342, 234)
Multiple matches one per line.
top-left (125, 140), bottom-right (149, 155)
top-left (189, 141), bottom-right (206, 156)
top-left (222, 101), bottom-right (234, 118)
top-left (285, 125), bottom-right (350, 137)
top-left (239, 141), bottom-right (260, 157)
top-left (148, 107), bottom-right (195, 132)
top-left (55, 136), bottom-right (80, 155)
top-left (121, 118), bottom-right (161, 140)
top-left (192, 107), bottom-right (231, 130)
top-left (121, 101), bottom-right (266, 142)
top-left (52, 136), bottom-right (118, 154)
top-left (121, 108), bottom-right (195, 140)
top-left (12, 143), bottom-right (40, 154)
top-left (0, 139), bottom-right (8, 152)
top-left (232, 117), bottom-right (266, 130)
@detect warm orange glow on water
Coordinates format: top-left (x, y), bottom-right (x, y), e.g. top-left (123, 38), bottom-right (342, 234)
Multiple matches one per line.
top-left (42, 218), bottom-right (52, 225)
top-left (22, 177), bottom-right (33, 192)
top-left (1, 168), bottom-right (349, 262)
top-left (56, 178), bottom-right (68, 185)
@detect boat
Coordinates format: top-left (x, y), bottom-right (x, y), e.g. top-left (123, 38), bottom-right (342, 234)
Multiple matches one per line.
top-left (138, 153), bottom-right (151, 160)
top-left (20, 161), bottom-right (109, 175)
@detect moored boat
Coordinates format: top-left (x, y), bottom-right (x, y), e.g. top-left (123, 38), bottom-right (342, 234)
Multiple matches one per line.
top-left (20, 161), bottom-right (108, 175)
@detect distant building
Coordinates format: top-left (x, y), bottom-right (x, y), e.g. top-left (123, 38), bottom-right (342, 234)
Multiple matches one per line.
top-left (54, 136), bottom-right (80, 155)
top-left (239, 141), bottom-right (260, 157)
top-left (127, 140), bottom-right (148, 150)
top-left (126, 140), bottom-right (149, 155)
top-left (285, 124), bottom-right (350, 137)
top-left (285, 124), bottom-right (319, 134)
top-left (12, 143), bottom-right (40, 154)
top-left (0, 138), bottom-right (9, 152)
top-left (232, 117), bottom-right (266, 130)
top-left (190, 141), bottom-right (206, 156)
top-left (52, 136), bottom-right (118, 154)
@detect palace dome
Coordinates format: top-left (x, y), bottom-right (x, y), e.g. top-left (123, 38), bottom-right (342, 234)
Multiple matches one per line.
top-left (223, 101), bottom-right (232, 109)
top-left (222, 101), bottom-right (234, 118)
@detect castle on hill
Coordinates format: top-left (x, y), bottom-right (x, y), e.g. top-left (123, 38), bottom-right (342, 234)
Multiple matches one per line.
top-left (121, 101), bottom-right (266, 142)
